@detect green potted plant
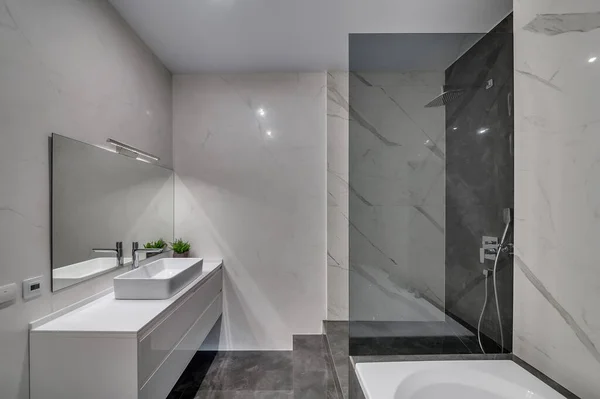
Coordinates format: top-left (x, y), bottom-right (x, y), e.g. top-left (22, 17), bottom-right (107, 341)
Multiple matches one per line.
top-left (170, 238), bottom-right (191, 258)
top-left (143, 239), bottom-right (167, 257)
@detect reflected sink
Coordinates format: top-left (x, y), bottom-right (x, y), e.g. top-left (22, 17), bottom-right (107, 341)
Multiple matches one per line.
top-left (113, 258), bottom-right (204, 300)
top-left (53, 257), bottom-right (132, 291)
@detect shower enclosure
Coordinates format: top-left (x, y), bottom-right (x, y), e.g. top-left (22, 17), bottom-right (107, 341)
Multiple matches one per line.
top-left (347, 16), bottom-right (514, 358)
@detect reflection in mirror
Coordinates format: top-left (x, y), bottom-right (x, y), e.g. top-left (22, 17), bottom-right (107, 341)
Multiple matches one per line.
top-left (51, 134), bottom-right (174, 291)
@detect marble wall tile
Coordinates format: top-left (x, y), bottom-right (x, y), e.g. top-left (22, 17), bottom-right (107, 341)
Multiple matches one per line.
top-left (173, 73), bottom-right (327, 350)
top-left (348, 69), bottom-right (446, 324)
top-left (444, 16), bottom-right (514, 351)
top-left (0, 1), bottom-right (172, 398)
top-left (328, 72), bottom-right (350, 321)
top-left (407, 205), bottom-right (445, 307)
top-left (514, 1), bottom-right (600, 397)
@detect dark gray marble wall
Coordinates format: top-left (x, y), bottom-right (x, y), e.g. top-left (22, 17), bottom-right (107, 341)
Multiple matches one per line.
top-left (444, 15), bottom-right (514, 352)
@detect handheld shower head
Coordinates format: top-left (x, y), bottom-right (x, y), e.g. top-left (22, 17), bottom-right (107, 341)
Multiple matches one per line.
top-left (502, 208), bottom-right (513, 225)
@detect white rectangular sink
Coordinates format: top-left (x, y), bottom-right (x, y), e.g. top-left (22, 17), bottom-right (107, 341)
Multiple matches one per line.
top-left (113, 258), bottom-right (203, 300)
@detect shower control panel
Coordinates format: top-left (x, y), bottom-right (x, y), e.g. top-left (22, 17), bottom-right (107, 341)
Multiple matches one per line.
top-left (480, 236), bottom-right (498, 264)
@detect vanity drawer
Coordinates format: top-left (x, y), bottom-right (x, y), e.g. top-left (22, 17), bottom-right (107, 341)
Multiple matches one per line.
top-left (139, 294), bottom-right (223, 399)
top-left (138, 269), bottom-right (222, 387)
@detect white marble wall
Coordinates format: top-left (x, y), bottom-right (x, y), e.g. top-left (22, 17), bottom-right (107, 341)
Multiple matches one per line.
top-left (173, 73), bottom-right (327, 350)
top-left (347, 71), bottom-right (446, 322)
top-left (0, 1), bottom-right (172, 398)
top-left (514, 2), bottom-right (600, 397)
top-left (327, 72), bottom-right (350, 320)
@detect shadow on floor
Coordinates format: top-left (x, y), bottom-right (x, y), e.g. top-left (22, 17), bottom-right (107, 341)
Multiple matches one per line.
top-left (168, 336), bottom-right (340, 399)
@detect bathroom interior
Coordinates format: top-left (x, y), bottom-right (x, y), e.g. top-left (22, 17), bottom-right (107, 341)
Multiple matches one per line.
top-left (0, 1), bottom-right (599, 398)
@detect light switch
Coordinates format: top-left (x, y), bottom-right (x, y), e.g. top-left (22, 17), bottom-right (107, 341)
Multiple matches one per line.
top-left (23, 276), bottom-right (43, 300)
top-left (0, 283), bottom-right (17, 306)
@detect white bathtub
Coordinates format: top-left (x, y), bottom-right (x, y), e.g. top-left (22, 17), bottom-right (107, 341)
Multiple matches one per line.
top-left (355, 360), bottom-right (567, 399)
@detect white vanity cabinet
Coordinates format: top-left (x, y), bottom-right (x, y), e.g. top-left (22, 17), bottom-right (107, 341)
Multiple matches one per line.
top-left (30, 261), bottom-right (223, 399)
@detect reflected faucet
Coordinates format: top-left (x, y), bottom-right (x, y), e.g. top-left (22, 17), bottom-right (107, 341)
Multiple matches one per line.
top-left (92, 242), bottom-right (124, 266)
top-left (131, 242), bottom-right (164, 269)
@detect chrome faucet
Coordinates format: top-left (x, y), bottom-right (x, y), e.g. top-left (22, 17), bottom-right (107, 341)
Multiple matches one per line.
top-left (131, 241), bottom-right (163, 269)
top-left (92, 242), bottom-right (124, 266)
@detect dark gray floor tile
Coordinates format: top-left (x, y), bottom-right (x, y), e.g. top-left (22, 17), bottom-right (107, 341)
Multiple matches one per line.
top-left (324, 321), bottom-right (349, 399)
top-left (171, 341), bottom-right (341, 399)
top-left (348, 363), bottom-right (366, 399)
top-left (198, 352), bottom-right (293, 392)
top-left (293, 335), bottom-right (329, 373)
top-left (194, 391), bottom-right (294, 399)
top-left (293, 334), bottom-right (340, 399)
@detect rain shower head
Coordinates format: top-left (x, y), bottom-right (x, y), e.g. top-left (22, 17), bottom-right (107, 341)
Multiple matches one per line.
top-left (425, 79), bottom-right (494, 108)
top-left (424, 89), bottom-right (465, 108)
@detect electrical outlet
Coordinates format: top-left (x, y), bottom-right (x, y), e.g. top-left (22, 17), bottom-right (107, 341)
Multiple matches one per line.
top-left (0, 283), bottom-right (17, 306)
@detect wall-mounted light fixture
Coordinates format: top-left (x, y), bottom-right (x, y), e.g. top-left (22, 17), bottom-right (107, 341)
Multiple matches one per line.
top-left (106, 138), bottom-right (160, 163)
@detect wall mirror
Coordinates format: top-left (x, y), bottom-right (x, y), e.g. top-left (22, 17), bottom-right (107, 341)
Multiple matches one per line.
top-left (51, 134), bottom-right (174, 291)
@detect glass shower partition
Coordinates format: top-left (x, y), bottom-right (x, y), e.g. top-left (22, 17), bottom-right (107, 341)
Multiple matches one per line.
top-left (348, 18), bottom-right (514, 359)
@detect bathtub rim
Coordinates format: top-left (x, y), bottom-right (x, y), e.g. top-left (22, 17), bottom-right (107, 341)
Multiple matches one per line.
top-left (350, 355), bottom-right (579, 399)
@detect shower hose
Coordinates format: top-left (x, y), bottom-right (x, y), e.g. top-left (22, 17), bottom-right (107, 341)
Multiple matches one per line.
top-left (477, 218), bottom-right (511, 354)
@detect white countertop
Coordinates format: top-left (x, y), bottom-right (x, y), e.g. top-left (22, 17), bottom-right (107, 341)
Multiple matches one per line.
top-left (32, 261), bottom-right (222, 334)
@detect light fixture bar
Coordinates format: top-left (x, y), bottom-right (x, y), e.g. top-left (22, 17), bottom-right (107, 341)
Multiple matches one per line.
top-left (106, 138), bottom-right (160, 162)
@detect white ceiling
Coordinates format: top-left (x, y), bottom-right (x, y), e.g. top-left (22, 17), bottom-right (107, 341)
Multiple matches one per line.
top-left (109, 0), bottom-right (512, 73)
